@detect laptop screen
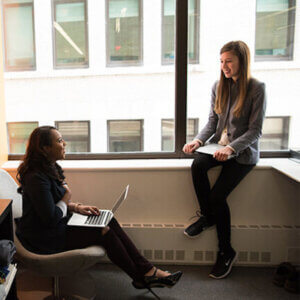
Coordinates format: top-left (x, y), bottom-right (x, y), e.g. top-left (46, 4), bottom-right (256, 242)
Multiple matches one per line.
top-left (111, 185), bottom-right (129, 214)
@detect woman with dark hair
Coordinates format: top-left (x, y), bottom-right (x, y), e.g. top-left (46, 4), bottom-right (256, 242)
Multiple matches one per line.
top-left (183, 41), bottom-right (266, 279)
top-left (16, 126), bottom-right (182, 293)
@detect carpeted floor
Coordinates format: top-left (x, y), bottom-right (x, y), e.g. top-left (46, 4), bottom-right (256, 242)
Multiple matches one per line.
top-left (16, 264), bottom-right (299, 300)
top-left (88, 264), bottom-right (299, 300)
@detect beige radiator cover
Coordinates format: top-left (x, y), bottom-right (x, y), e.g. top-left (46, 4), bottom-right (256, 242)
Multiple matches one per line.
top-left (6, 165), bottom-right (300, 266)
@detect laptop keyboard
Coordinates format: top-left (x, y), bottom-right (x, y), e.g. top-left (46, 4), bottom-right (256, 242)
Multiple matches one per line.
top-left (85, 211), bottom-right (110, 225)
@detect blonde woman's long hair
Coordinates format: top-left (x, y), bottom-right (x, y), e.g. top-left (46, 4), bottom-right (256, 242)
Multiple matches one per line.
top-left (215, 41), bottom-right (251, 117)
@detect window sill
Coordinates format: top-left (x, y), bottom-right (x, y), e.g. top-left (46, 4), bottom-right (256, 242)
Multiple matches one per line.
top-left (2, 158), bottom-right (299, 182)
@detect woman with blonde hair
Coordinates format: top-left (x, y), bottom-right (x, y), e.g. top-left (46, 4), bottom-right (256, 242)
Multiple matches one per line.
top-left (183, 41), bottom-right (266, 279)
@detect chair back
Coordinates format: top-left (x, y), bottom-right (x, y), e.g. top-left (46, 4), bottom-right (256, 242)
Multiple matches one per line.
top-left (0, 169), bottom-right (22, 219)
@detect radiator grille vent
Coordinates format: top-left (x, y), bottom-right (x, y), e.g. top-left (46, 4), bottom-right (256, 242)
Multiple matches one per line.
top-left (121, 224), bottom-right (296, 265)
top-left (137, 249), bottom-right (274, 263)
top-left (176, 250), bottom-right (185, 261)
top-left (122, 223), bottom-right (299, 229)
top-left (238, 251), bottom-right (248, 262)
top-left (165, 250), bottom-right (174, 260)
top-left (271, 225), bottom-right (282, 229)
top-left (143, 224), bottom-right (152, 227)
top-left (144, 250), bottom-right (152, 260)
top-left (154, 250), bottom-right (163, 260)
top-left (261, 252), bottom-right (271, 262)
top-left (205, 251), bottom-right (214, 261)
top-left (250, 252), bottom-right (259, 262)
top-left (194, 251), bottom-right (204, 261)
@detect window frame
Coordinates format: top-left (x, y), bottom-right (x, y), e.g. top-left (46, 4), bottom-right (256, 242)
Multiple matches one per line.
top-left (254, 0), bottom-right (296, 62)
top-left (8, 0), bottom-right (291, 160)
top-left (161, 0), bottom-right (200, 65)
top-left (2, 0), bottom-right (37, 71)
top-left (52, 0), bottom-right (89, 69)
top-left (105, 0), bottom-right (143, 67)
top-left (55, 120), bottom-right (91, 152)
top-left (107, 119), bottom-right (144, 153)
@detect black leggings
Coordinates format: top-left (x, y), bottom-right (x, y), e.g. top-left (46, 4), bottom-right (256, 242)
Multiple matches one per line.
top-left (191, 153), bottom-right (255, 253)
top-left (65, 218), bottom-right (153, 282)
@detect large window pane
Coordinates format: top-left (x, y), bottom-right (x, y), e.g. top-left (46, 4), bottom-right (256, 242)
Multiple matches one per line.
top-left (2, 0), bottom-right (36, 71)
top-left (3, 1), bottom-right (299, 159)
top-left (53, 0), bottom-right (88, 67)
top-left (255, 0), bottom-right (296, 60)
top-left (162, 0), bottom-right (199, 64)
top-left (108, 120), bottom-right (143, 152)
top-left (55, 121), bottom-right (90, 152)
top-left (7, 122), bottom-right (38, 154)
top-left (106, 0), bottom-right (142, 66)
top-left (162, 119), bottom-right (198, 151)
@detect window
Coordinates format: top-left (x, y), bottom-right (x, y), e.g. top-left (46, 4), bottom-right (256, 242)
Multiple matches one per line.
top-left (260, 116), bottom-right (290, 150)
top-left (7, 122), bottom-right (38, 154)
top-left (53, 0), bottom-right (88, 68)
top-left (55, 121), bottom-right (90, 152)
top-left (162, 0), bottom-right (199, 64)
top-left (255, 0), bottom-right (296, 61)
top-left (162, 119), bottom-right (198, 151)
top-left (108, 120), bottom-right (143, 152)
top-left (3, 1), bottom-right (299, 160)
top-left (106, 0), bottom-right (142, 66)
top-left (2, 0), bottom-right (36, 71)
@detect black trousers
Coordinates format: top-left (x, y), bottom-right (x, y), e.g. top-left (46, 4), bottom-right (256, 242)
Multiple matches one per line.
top-left (65, 218), bottom-right (153, 282)
top-left (191, 153), bottom-right (255, 253)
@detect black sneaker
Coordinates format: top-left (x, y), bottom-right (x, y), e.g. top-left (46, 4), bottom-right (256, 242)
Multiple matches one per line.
top-left (209, 250), bottom-right (237, 279)
top-left (184, 215), bottom-right (214, 238)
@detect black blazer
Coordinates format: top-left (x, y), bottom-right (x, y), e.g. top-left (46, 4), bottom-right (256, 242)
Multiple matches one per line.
top-left (16, 171), bottom-right (69, 254)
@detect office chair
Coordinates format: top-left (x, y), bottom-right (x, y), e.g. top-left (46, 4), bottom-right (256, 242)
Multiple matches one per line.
top-left (0, 168), bottom-right (105, 299)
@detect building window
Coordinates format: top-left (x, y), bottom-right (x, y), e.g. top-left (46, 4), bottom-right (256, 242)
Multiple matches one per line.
top-left (55, 121), bottom-right (90, 152)
top-left (7, 122), bottom-right (38, 154)
top-left (260, 116), bottom-right (290, 150)
top-left (53, 0), bottom-right (88, 68)
top-left (255, 0), bottom-right (296, 61)
top-left (2, 0), bottom-right (36, 71)
top-left (162, 118), bottom-right (198, 151)
top-left (106, 0), bottom-right (142, 66)
top-left (108, 120), bottom-right (143, 152)
top-left (162, 0), bottom-right (199, 65)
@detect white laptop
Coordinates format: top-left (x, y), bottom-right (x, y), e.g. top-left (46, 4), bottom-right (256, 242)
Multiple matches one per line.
top-left (196, 143), bottom-right (234, 159)
top-left (67, 185), bottom-right (129, 228)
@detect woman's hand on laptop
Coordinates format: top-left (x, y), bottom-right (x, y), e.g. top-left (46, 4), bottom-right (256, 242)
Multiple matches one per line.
top-left (77, 204), bottom-right (100, 215)
top-left (182, 140), bottom-right (201, 154)
top-left (213, 146), bottom-right (233, 161)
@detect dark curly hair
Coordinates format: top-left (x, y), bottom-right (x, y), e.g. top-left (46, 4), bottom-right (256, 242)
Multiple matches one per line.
top-left (17, 126), bottom-right (65, 193)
